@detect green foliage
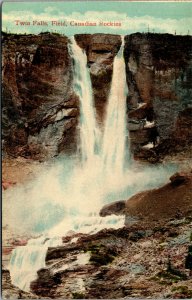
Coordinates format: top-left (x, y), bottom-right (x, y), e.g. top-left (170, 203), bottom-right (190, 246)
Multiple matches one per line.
top-left (72, 292), bottom-right (85, 299)
top-left (171, 286), bottom-right (192, 298)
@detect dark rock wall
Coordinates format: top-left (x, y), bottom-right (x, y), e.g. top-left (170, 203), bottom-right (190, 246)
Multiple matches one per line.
top-left (2, 32), bottom-right (79, 159)
top-left (124, 33), bottom-right (192, 160)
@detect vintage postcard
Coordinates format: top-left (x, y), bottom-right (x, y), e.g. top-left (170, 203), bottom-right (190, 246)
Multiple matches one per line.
top-left (2, 1), bottom-right (192, 299)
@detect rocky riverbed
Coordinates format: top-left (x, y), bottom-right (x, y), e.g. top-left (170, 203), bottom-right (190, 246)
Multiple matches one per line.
top-left (2, 157), bottom-right (192, 299)
top-left (3, 212), bottom-right (192, 299)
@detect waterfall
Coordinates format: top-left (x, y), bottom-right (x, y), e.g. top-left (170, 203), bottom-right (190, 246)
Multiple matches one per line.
top-left (9, 236), bottom-right (62, 292)
top-left (8, 36), bottom-right (175, 294)
top-left (102, 37), bottom-right (128, 174)
top-left (69, 36), bottom-right (100, 164)
top-left (70, 35), bottom-right (128, 174)
top-left (8, 36), bottom-right (129, 292)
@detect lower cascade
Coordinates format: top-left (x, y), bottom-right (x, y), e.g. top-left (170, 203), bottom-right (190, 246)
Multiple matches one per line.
top-left (7, 36), bottom-right (176, 292)
top-left (9, 237), bottom-right (62, 292)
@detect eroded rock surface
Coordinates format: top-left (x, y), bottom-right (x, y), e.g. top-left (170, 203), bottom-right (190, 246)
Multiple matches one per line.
top-left (124, 33), bottom-right (192, 161)
top-left (30, 218), bottom-right (192, 299)
top-left (2, 32), bottom-right (79, 160)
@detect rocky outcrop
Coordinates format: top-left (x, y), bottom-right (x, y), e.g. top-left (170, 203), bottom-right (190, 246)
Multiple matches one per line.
top-left (2, 32), bottom-right (79, 160)
top-left (124, 33), bottom-right (192, 160)
top-left (99, 171), bottom-right (192, 223)
top-left (100, 200), bottom-right (126, 217)
top-left (29, 217), bottom-right (192, 299)
top-left (75, 33), bottom-right (121, 124)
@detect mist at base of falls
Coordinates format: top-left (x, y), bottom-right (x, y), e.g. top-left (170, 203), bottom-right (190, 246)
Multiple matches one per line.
top-left (4, 154), bottom-right (177, 292)
top-left (3, 156), bottom-right (177, 236)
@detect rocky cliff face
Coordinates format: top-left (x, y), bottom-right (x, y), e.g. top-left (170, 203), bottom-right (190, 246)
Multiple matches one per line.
top-left (2, 32), bottom-right (79, 160)
top-left (2, 32), bottom-right (192, 161)
top-left (124, 33), bottom-right (192, 161)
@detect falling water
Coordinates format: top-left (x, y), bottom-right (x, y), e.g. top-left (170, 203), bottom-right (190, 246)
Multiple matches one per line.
top-left (9, 236), bottom-right (61, 292)
top-left (102, 37), bottom-right (128, 174)
top-left (69, 36), bottom-right (100, 163)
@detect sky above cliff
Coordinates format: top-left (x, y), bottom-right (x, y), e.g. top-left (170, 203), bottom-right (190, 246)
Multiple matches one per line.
top-left (2, 1), bottom-right (192, 36)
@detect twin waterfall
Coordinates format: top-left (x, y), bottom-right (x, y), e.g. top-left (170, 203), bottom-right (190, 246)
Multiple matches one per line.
top-left (9, 36), bottom-right (129, 292)
top-left (71, 36), bottom-right (128, 171)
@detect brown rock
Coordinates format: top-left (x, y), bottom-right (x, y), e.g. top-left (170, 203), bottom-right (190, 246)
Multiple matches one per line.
top-left (124, 33), bottom-right (192, 159)
top-left (2, 33), bottom-right (78, 160)
top-left (100, 200), bottom-right (126, 217)
top-left (125, 171), bottom-right (192, 223)
top-left (170, 172), bottom-right (191, 186)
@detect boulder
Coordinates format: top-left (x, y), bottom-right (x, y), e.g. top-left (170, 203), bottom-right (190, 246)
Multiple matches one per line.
top-left (100, 171), bottom-right (192, 224)
top-left (170, 172), bottom-right (191, 186)
top-left (100, 200), bottom-right (126, 217)
top-left (125, 171), bottom-right (192, 223)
